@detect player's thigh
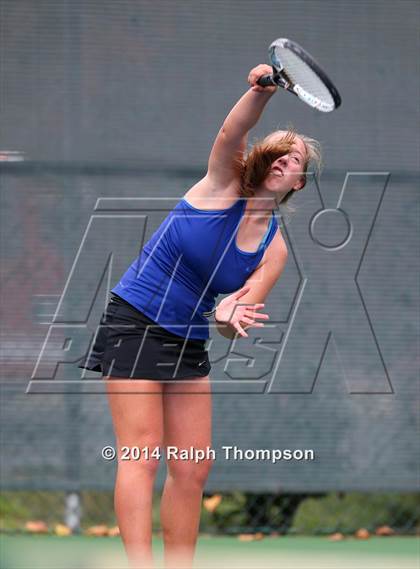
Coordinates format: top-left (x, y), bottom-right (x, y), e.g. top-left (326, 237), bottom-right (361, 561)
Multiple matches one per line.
top-left (162, 376), bottom-right (212, 450)
top-left (105, 378), bottom-right (164, 449)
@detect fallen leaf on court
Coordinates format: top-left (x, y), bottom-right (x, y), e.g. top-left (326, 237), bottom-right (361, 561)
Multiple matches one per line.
top-left (238, 534), bottom-right (254, 541)
top-left (54, 524), bottom-right (72, 536)
top-left (85, 524), bottom-right (109, 536)
top-left (237, 532), bottom-right (265, 540)
top-left (328, 532), bottom-right (344, 541)
top-left (108, 526), bottom-right (120, 537)
top-left (355, 528), bottom-right (370, 539)
top-left (375, 525), bottom-right (394, 536)
top-left (25, 520), bottom-right (49, 533)
top-left (203, 494), bottom-right (222, 512)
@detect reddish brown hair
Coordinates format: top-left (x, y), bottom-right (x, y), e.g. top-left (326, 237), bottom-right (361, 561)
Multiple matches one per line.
top-left (235, 128), bottom-right (323, 204)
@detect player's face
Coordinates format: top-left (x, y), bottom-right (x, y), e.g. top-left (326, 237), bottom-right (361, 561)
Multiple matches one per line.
top-left (265, 136), bottom-right (307, 193)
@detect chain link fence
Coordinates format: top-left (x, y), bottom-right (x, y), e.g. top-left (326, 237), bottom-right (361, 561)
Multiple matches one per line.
top-left (1, 490), bottom-right (419, 537)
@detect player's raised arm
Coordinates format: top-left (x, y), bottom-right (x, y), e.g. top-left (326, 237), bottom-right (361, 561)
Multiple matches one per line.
top-left (206, 65), bottom-right (278, 187)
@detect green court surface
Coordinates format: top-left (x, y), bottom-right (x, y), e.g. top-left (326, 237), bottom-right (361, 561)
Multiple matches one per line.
top-left (1, 534), bottom-right (419, 569)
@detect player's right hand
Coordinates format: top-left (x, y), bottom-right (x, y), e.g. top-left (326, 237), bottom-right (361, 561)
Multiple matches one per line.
top-left (248, 64), bottom-right (278, 93)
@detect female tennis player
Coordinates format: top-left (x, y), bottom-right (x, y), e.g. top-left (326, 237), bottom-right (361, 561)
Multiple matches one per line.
top-left (79, 63), bottom-right (322, 569)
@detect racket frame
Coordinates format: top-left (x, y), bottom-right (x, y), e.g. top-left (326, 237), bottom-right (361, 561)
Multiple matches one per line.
top-left (258, 38), bottom-right (341, 112)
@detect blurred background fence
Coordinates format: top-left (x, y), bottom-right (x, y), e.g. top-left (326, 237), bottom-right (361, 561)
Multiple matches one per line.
top-left (1, 0), bottom-right (419, 536)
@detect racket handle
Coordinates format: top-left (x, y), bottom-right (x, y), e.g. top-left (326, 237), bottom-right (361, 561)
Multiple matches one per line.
top-left (257, 74), bottom-right (278, 87)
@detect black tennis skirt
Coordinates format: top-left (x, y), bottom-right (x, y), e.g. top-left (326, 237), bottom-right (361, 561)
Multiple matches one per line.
top-left (77, 293), bottom-right (211, 380)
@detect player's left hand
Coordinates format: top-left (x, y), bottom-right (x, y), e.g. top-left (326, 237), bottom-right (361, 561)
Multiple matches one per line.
top-left (215, 285), bottom-right (270, 338)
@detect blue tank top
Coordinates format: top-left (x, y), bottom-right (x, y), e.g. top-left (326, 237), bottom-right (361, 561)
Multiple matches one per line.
top-left (111, 197), bottom-right (279, 340)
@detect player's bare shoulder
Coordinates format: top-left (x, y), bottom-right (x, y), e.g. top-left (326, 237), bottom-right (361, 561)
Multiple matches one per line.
top-left (256, 222), bottom-right (288, 270)
top-left (183, 175), bottom-right (241, 211)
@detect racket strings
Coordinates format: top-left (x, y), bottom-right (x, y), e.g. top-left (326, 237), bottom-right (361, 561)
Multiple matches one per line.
top-left (277, 48), bottom-right (335, 106)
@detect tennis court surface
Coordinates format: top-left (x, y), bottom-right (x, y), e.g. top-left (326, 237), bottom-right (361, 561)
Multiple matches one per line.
top-left (1, 534), bottom-right (419, 569)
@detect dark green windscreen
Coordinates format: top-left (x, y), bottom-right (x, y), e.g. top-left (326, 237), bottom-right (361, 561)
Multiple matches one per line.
top-left (1, 0), bottom-right (418, 492)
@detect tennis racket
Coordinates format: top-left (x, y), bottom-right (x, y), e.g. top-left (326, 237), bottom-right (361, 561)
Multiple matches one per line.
top-left (258, 38), bottom-right (341, 112)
